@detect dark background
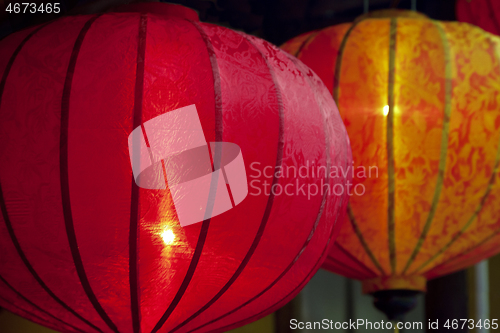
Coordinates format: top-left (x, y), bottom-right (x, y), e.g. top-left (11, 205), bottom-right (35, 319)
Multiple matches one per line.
top-left (1, 0), bottom-right (456, 45)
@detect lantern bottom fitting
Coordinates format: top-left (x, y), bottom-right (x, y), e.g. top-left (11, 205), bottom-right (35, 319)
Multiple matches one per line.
top-left (372, 289), bottom-right (421, 322)
top-left (362, 275), bottom-right (427, 294)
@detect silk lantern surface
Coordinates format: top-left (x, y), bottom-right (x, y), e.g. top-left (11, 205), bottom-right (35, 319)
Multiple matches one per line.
top-left (282, 10), bottom-right (500, 293)
top-left (0, 3), bottom-right (352, 333)
top-left (456, 0), bottom-right (500, 36)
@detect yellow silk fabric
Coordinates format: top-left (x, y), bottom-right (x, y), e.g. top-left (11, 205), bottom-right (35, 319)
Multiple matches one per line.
top-left (282, 12), bottom-right (500, 292)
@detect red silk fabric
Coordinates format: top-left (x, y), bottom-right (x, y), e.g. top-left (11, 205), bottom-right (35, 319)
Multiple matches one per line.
top-left (456, 0), bottom-right (500, 36)
top-left (0, 3), bottom-right (351, 333)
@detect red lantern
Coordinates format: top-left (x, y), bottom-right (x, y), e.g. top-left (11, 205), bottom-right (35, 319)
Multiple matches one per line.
top-left (0, 3), bottom-right (351, 333)
top-left (456, 0), bottom-right (500, 36)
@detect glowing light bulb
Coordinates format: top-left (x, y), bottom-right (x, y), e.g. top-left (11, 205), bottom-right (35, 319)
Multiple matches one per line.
top-left (383, 105), bottom-right (389, 116)
top-left (161, 229), bottom-right (175, 245)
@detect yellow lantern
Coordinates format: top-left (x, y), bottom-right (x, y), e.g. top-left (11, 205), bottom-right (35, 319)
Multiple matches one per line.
top-left (283, 10), bottom-right (500, 298)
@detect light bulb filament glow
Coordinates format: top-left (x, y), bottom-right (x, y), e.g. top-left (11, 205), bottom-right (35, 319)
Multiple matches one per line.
top-left (161, 229), bottom-right (175, 245)
top-left (383, 105), bottom-right (389, 116)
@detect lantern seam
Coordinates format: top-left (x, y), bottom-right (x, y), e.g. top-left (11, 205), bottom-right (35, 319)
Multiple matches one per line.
top-left (332, 18), bottom-right (386, 276)
top-left (402, 20), bottom-right (453, 275)
top-left (426, 225), bottom-right (500, 277)
top-left (0, 275), bottom-right (86, 332)
top-left (195, 49), bottom-right (353, 332)
top-left (0, 293), bottom-right (68, 332)
top-left (213, 193), bottom-right (347, 333)
top-left (333, 242), bottom-right (378, 277)
top-left (292, 30), bottom-right (320, 58)
top-left (60, 14), bottom-right (121, 333)
top-left (150, 18), bottom-right (223, 333)
top-left (210, 202), bottom-right (344, 333)
top-left (211, 83), bottom-right (352, 332)
top-left (168, 32), bottom-right (287, 333)
top-left (347, 205), bottom-right (386, 275)
top-left (181, 44), bottom-right (333, 333)
top-left (332, 21), bottom-right (358, 101)
top-left (387, 17), bottom-right (397, 275)
top-left (323, 250), bottom-right (373, 279)
top-left (413, 113), bottom-right (500, 274)
top-left (0, 21), bottom-right (104, 333)
top-left (411, 24), bottom-right (500, 275)
top-left (485, 0), bottom-right (500, 34)
top-left (128, 13), bottom-right (148, 333)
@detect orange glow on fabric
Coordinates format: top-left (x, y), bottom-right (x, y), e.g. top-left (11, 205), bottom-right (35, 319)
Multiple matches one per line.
top-left (283, 10), bottom-right (500, 293)
top-left (161, 229), bottom-right (176, 245)
top-left (128, 104), bottom-right (248, 227)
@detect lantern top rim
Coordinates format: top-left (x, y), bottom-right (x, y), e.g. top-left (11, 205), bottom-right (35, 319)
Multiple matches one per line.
top-left (354, 9), bottom-right (428, 23)
top-left (110, 2), bottom-right (200, 21)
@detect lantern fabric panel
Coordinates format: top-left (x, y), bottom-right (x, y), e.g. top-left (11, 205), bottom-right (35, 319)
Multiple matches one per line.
top-left (292, 25), bottom-right (350, 96)
top-left (67, 13), bottom-right (143, 333)
top-left (0, 15), bottom-right (115, 333)
top-left (335, 19), bottom-right (393, 276)
top-left (282, 14), bottom-right (500, 292)
top-left (148, 22), bottom-right (289, 333)
top-left (426, 229), bottom-right (500, 279)
top-left (0, 25), bottom-right (68, 333)
top-left (403, 23), bottom-right (500, 276)
top-left (183, 34), bottom-right (353, 333)
top-left (456, 0), bottom-right (500, 36)
top-left (391, 19), bottom-right (448, 275)
top-left (0, 278), bottom-right (80, 333)
top-left (133, 16), bottom-right (224, 333)
top-left (0, 4), bottom-right (351, 333)
top-left (321, 242), bottom-right (378, 280)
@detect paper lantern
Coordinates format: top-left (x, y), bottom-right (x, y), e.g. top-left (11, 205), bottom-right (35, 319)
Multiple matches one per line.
top-left (0, 3), bottom-right (352, 333)
top-left (282, 9), bottom-right (500, 303)
top-left (456, 0), bottom-right (500, 36)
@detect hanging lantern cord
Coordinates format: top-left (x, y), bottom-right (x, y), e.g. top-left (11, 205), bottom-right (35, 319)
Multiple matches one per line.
top-left (411, 0), bottom-right (417, 11)
top-left (364, 0), bottom-right (369, 13)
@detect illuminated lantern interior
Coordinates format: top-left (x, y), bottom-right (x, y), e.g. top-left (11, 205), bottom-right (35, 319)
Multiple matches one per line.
top-left (283, 9), bottom-right (500, 299)
top-left (0, 3), bottom-right (352, 332)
